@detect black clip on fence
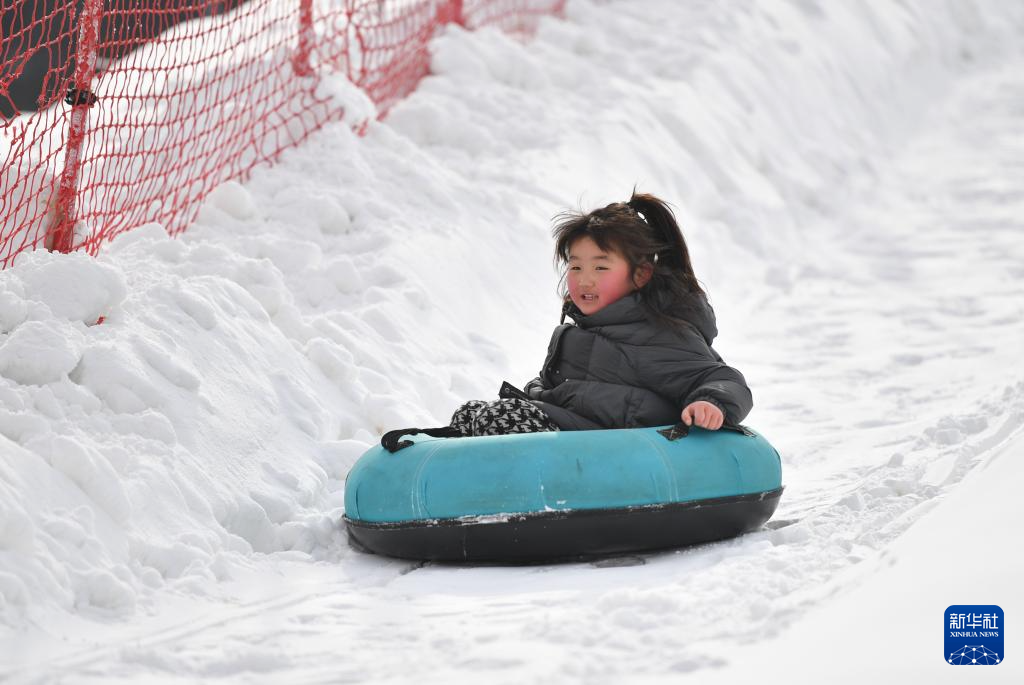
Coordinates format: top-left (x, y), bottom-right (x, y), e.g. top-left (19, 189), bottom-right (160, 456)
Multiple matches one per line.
top-left (65, 87), bottom-right (98, 107)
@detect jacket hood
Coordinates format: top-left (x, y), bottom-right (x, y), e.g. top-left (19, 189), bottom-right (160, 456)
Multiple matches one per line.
top-left (565, 291), bottom-right (718, 344)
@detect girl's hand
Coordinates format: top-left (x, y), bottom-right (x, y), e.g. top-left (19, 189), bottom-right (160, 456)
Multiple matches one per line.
top-left (681, 401), bottom-right (724, 430)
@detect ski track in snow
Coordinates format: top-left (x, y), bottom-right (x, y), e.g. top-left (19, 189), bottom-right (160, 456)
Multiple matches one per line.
top-left (3, 2), bottom-right (1024, 683)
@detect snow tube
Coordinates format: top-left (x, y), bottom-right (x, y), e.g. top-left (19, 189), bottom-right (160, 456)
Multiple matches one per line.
top-left (343, 425), bottom-right (783, 562)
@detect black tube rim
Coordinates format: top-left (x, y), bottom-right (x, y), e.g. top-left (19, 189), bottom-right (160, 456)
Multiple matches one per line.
top-left (343, 487), bottom-right (784, 563)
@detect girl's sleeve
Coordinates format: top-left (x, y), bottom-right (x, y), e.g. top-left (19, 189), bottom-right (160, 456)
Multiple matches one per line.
top-left (681, 364), bottom-right (753, 425)
top-left (524, 375), bottom-right (548, 399)
top-left (636, 327), bottom-right (754, 425)
top-left (525, 324), bottom-right (572, 400)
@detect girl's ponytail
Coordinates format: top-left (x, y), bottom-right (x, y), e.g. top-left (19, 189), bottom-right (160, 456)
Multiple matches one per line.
top-left (627, 191), bottom-right (704, 296)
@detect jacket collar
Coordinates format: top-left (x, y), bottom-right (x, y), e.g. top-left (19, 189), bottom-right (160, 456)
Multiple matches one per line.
top-left (563, 291), bottom-right (718, 343)
top-left (564, 292), bottom-right (648, 329)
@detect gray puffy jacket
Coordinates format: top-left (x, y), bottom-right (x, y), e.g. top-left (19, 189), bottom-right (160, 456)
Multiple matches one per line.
top-left (524, 292), bottom-right (752, 430)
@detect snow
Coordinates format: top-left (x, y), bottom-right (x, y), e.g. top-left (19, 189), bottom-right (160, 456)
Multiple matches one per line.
top-left (700, 428), bottom-right (1024, 683)
top-left (2, 0), bottom-right (1024, 682)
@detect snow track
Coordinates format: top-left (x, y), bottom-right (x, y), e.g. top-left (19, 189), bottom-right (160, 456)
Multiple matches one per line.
top-left (2, 1), bottom-right (1023, 682)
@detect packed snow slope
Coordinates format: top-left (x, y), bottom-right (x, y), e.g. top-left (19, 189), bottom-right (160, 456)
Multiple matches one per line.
top-left (2, 0), bottom-right (1023, 682)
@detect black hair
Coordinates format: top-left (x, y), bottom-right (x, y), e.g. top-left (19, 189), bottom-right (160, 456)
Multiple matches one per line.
top-left (552, 189), bottom-right (706, 328)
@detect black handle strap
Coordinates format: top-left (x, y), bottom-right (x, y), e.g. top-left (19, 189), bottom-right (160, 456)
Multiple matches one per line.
top-left (381, 426), bottom-right (461, 453)
top-left (657, 422), bottom-right (755, 441)
top-left (498, 381), bottom-right (532, 402)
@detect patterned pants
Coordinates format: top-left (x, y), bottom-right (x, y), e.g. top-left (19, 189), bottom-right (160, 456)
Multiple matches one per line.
top-left (449, 398), bottom-right (559, 437)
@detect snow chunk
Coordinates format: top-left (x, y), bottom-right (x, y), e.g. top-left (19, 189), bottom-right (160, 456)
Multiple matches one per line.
top-left (0, 320), bottom-right (85, 385)
top-left (31, 435), bottom-right (133, 524)
top-left (0, 571), bottom-right (28, 607)
top-left (317, 438), bottom-right (371, 477)
top-left (305, 337), bottom-right (357, 383)
top-left (199, 180), bottom-right (258, 221)
top-left (0, 504), bottom-right (35, 552)
top-left (70, 343), bottom-right (164, 414)
top-left (0, 279), bottom-right (28, 333)
top-left (75, 569), bottom-right (136, 611)
top-left (11, 250), bottom-right (126, 324)
top-left (314, 73), bottom-right (378, 125)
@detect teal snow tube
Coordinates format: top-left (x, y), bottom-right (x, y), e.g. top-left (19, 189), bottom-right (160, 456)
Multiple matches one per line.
top-left (343, 425), bottom-right (783, 562)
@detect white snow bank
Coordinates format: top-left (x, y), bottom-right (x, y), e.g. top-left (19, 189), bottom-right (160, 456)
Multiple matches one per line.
top-left (0, 238), bottom-right (351, 625)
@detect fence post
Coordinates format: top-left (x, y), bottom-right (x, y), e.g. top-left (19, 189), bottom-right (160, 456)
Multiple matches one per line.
top-left (440, 0), bottom-right (465, 26)
top-left (51, 0), bottom-right (102, 254)
top-left (293, 0), bottom-right (315, 76)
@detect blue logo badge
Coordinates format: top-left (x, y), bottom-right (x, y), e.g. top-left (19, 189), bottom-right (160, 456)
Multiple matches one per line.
top-left (945, 605), bottom-right (1003, 665)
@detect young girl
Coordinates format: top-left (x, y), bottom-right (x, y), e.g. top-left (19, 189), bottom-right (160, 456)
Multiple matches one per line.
top-left (384, 191), bottom-right (752, 449)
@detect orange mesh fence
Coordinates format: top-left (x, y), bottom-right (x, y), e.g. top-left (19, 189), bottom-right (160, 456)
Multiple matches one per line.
top-left (1, 0), bottom-right (564, 268)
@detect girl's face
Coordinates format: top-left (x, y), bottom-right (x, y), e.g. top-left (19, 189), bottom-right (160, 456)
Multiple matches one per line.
top-left (567, 236), bottom-right (647, 316)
